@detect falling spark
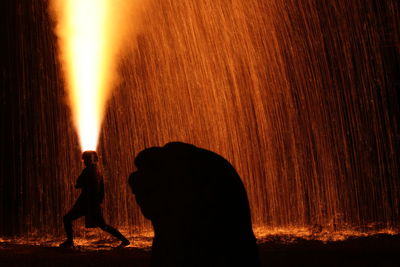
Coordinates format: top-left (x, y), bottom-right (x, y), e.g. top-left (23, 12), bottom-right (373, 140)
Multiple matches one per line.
top-left (50, 0), bottom-right (141, 151)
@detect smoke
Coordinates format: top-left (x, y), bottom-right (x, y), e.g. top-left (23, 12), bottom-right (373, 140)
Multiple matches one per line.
top-left (49, 0), bottom-right (145, 151)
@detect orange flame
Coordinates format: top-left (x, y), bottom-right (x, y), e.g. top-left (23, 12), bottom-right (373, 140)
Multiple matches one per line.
top-left (50, 0), bottom-right (143, 151)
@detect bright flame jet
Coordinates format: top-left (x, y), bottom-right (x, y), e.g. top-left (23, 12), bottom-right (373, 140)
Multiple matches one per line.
top-left (50, 0), bottom-right (140, 151)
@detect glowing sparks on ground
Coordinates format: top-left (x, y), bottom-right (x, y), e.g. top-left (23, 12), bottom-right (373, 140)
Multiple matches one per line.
top-left (51, 0), bottom-right (139, 151)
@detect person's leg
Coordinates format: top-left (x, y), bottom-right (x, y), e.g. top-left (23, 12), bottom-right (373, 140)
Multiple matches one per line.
top-left (100, 224), bottom-right (129, 243)
top-left (60, 207), bottom-right (84, 247)
top-left (91, 206), bottom-right (130, 247)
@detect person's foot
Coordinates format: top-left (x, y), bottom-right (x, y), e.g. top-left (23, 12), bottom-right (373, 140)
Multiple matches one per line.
top-left (117, 239), bottom-right (130, 248)
top-left (59, 239), bottom-right (74, 248)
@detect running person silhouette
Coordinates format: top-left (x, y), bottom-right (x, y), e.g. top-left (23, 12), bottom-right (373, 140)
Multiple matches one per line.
top-left (60, 151), bottom-right (129, 248)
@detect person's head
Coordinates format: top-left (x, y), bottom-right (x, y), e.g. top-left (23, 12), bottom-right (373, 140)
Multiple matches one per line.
top-left (82, 151), bottom-right (99, 166)
top-left (134, 147), bottom-right (164, 170)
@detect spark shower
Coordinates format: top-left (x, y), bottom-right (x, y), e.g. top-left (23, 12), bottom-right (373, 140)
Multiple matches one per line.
top-left (0, 0), bottom-right (399, 239)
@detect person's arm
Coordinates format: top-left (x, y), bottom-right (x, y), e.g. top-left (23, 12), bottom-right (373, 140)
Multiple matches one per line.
top-left (75, 171), bottom-right (85, 188)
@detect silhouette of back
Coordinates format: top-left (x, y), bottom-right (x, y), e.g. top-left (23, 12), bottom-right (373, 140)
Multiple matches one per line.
top-left (129, 142), bottom-right (260, 266)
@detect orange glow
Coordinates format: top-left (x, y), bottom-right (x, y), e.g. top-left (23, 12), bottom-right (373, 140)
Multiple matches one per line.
top-left (50, 0), bottom-right (142, 151)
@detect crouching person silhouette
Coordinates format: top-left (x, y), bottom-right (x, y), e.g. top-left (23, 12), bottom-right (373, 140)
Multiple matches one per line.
top-left (129, 142), bottom-right (260, 267)
top-left (60, 151), bottom-right (130, 248)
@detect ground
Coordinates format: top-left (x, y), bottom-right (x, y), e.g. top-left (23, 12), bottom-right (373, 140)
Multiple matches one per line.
top-left (0, 234), bottom-right (399, 266)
